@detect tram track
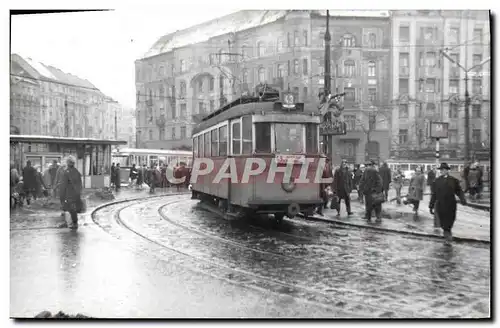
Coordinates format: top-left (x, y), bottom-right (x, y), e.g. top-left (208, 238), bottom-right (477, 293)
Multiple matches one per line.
top-left (91, 195), bottom-right (489, 317)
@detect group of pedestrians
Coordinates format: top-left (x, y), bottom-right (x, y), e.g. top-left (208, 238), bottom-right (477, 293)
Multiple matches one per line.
top-left (462, 161), bottom-right (486, 201)
top-left (124, 162), bottom-right (191, 193)
top-left (317, 158), bottom-right (468, 243)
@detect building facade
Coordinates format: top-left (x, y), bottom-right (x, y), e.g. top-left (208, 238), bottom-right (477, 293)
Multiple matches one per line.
top-left (390, 10), bottom-right (490, 161)
top-left (10, 54), bottom-right (136, 146)
top-left (135, 10), bottom-right (392, 162)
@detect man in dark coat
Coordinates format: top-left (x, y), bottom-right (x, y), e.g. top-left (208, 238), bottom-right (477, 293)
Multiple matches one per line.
top-left (429, 162), bottom-right (466, 243)
top-left (427, 166), bottom-right (436, 193)
top-left (114, 164), bottom-right (121, 191)
top-left (359, 160), bottom-right (384, 222)
top-left (60, 156), bottom-right (83, 230)
top-left (378, 162), bottom-right (391, 201)
top-left (110, 163), bottom-right (116, 188)
top-left (331, 159), bottom-right (353, 216)
top-left (22, 160), bottom-right (38, 204)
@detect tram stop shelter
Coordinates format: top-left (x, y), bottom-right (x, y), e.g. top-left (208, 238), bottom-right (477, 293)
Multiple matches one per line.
top-left (10, 135), bottom-right (127, 189)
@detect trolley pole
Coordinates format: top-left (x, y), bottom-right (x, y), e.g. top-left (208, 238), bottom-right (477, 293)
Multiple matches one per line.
top-left (64, 96), bottom-right (69, 137)
top-left (323, 10), bottom-right (331, 157)
top-left (114, 109), bottom-right (118, 140)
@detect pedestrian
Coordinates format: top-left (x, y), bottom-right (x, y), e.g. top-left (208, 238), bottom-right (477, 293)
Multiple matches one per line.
top-left (317, 158), bottom-right (333, 215)
top-left (114, 163), bottom-right (121, 191)
top-left (129, 164), bottom-right (138, 188)
top-left (379, 161), bottom-right (392, 201)
top-left (59, 156), bottom-right (83, 230)
top-left (34, 165), bottom-right (48, 199)
top-left (22, 160), bottom-right (38, 205)
top-left (54, 159), bottom-right (67, 199)
top-left (136, 164), bottom-right (146, 189)
top-left (407, 166), bottom-right (426, 214)
top-left (392, 165), bottom-right (404, 205)
top-left (468, 163), bottom-right (481, 201)
top-left (354, 164), bottom-right (365, 204)
top-left (474, 161), bottom-right (484, 199)
top-left (10, 163), bottom-right (20, 208)
top-left (427, 166), bottom-right (436, 193)
top-left (429, 162), bottom-right (467, 244)
top-left (462, 162), bottom-right (471, 193)
top-left (359, 160), bottom-right (384, 223)
top-left (110, 163), bottom-right (116, 188)
top-left (331, 159), bottom-right (353, 216)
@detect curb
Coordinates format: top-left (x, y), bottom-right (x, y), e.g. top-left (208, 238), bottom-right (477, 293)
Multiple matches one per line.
top-left (297, 213), bottom-right (490, 245)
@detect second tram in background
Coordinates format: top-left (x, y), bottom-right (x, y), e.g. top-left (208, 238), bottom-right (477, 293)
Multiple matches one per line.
top-left (112, 148), bottom-right (192, 185)
top-left (191, 86), bottom-right (324, 223)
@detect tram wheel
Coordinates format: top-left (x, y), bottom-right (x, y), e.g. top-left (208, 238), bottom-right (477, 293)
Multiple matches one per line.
top-left (274, 213), bottom-right (284, 224)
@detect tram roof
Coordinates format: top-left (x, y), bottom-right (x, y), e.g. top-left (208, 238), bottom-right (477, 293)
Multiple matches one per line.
top-left (192, 97), bottom-right (317, 135)
top-left (112, 148), bottom-right (192, 155)
top-left (10, 134), bottom-right (127, 145)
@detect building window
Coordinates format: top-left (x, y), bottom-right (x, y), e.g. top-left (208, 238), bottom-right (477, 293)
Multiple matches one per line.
top-left (257, 41), bottom-right (265, 57)
top-left (159, 128), bottom-right (165, 140)
top-left (425, 52), bottom-right (437, 67)
top-left (368, 33), bottom-right (376, 48)
top-left (399, 53), bottom-right (409, 67)
top-left (473, 54), bottom-right (482, 67)
top-left (399, 129), bottom-right (408, 144)
top-left (449, 53), bottom-right (460, 67)
top-left (198, 80), bottom-right (203, 93)
top-left (399, 104), bottom-right (409, 118)
top-left (171, 127), bottom-right (176, 140)
top-left (344, 87), bottom-right (355, 101)
top-left (426, 102), bottom-right (436, 115)
top-left (368, 61), bottom-right (376, 77)
top-left (277, 39), bottom-right (284, 52)
top-left (399, 78), bottom-right (409, 94)
top-left (294, 30), bottom-right (300, 46)
top-left (345, 115), bottom-right (356, 131)
top-left (368, 88), bottom-right (377, 102)
top-left (258, 67), bottom-right (266, 83)
top-left (303, 30), bottom-right (308, 46)
top-left (368, 114), bottom-right (376, 130)
top-left (287, 32), bottom-right (292, 47)
top-left (472, 129), bottom-right (481, 145)
top-left (399, 26), bottom-right (410, 41)
top-left (171, 104), bottom-right (177, 119)
top-left (319, 32), bottom-right (325, 46)
top-left (241, 45), bottom-right (247, 59)
top-left (423, 26), bottom-right (436, 40)
top-left (472, 104), bottom-right (481, 118)
top-left (232, 121), bottom-right (241, 155)
top-left (180, 126), bottom-right (186, 139)
top-left (242, 70), bottom-right (248, 83)
top-left (344, 60), bottom-right (355, 77)
top-left (425, 78), bottom-right (436, 92)
top-left (277, 64), bottom-right (285, 78)
top-left (473, 28), bottom-right (483, 44)
top-left (342, 34), bottom-right (355, 47)
top-left (180, 103), bottom-right (186, 117)
top-left (449, 103), bottom-right (459, 118)
top-left (210, 100), bottom-right (215, 112)
top-left (449, 129), bottom-right (458, 144)
top-left (149, 129), bottom-right (153, 140)
top-left (449, 79), bottom-right (459, 94)
top-left (303, 87), bottom-right (308, 101)
top-left (449, 27), bottom-right (459, 43)
top-left (180, 59), bottom-right (186, 73)
top-left (473, 79), bottom-right (482, 94)
top-left (180, 81), bottom-right (186, 97)
top-left (198, 102), bottom-right (205, 114)
top-left (303, 58), bottom-right (308, 75)
top-left (293, 60), bottom-right (299, 74)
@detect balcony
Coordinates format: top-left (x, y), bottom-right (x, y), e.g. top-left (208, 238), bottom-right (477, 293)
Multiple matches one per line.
top-left (418, 66), bottom-right (440, 77)
top-left (399, 66), bottom-right (410, 77)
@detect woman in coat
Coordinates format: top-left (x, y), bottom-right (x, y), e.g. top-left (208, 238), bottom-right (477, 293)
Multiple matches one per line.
top-left (408, 166), bottom-right (426, 214)
top-left (392, 166), bottom-right (404, 205)
top-left (59, 156), bottom-right (83, 230)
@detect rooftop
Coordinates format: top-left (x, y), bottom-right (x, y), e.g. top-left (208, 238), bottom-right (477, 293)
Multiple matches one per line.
top-left (142, 10), bottom-right (390, 59)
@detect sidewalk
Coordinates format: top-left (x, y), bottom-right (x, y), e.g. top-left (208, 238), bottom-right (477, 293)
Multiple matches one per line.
top-left (311, 190), bottom-right (490, 243)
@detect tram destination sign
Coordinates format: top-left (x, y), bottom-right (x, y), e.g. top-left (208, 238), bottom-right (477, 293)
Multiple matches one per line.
top-left (428, 121), bottom-right (449, 139)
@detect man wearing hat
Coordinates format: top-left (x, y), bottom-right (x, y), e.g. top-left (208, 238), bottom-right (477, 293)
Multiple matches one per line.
top-left (359, 160), bottom-right (384, 222)
top-left (429, 162), bottom-right (467, 243)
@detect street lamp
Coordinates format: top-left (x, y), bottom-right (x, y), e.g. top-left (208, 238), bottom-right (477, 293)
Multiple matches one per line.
top-left (440, 50), bottom-right (490, 164)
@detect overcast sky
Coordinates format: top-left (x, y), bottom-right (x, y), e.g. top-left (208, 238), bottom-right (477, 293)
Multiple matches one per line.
top-left (11, 8), bottom-right (238, 108)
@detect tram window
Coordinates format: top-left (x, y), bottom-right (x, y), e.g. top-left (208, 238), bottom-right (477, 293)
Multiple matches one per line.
top-left (219, 125), bottom-right (228, 156)
top-left (211, 129), bottom-right (219, 156)
top-left (242, 116), bottom-right (252, 154)
top-left (204, 132), bottom-right (211, 157)
top-left (274, 123), bottom-right (304, 154)
top-left (232, 121), bottom-right (241, 155)
top-left (193, 137), bottom-right (198, 157)
top-left (255, 123), bottom-right (271, 153)
top-left (306, 124), bottom-right (318, 153)
top-left (198, 135), bottom-right (203, 157)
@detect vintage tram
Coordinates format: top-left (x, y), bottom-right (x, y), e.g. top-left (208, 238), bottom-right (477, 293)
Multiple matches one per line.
top-left (190, 86), bottom-right (325, 223)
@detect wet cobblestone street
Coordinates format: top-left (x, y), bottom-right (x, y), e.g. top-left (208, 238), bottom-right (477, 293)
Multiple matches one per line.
top-left (90, 195), bottom-right (490, 318)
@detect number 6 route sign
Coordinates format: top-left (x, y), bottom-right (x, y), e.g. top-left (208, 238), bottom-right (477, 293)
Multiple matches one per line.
top-left (429, 121), bottom-right (449, 139)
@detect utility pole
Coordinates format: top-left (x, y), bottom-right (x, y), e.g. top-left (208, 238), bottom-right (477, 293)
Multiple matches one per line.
top-left (64, 96), bottom-right (69, 137)
top-left (323, 10), bottom-right (331, 156)
top-left (114, 109), bottom-right (118, 140)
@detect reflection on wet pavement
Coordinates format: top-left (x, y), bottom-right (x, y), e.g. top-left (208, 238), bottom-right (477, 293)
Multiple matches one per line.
top-left (90, 196), bottom-right (489, 318)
